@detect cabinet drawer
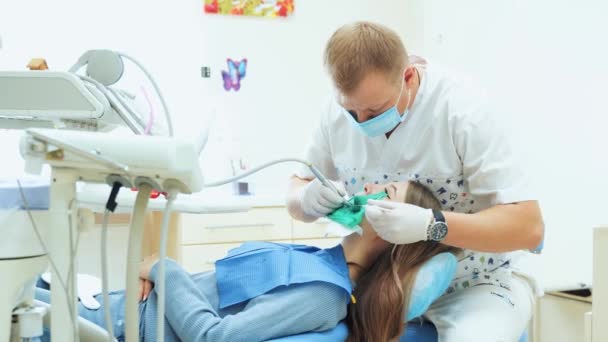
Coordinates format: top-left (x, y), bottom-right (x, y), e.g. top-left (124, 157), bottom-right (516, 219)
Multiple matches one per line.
top-left (180, 243), bottom-right (241, 273)
top-left (180, 208), bottom-right (292, 244)
top-left (292, 217), bottom-right (333, 239)
top-left (180, 240), bottom-right (292, 273)
top-left (291, 238), bottom-right (342, 249)
top-left (535, 293), bottom-right (591, 342)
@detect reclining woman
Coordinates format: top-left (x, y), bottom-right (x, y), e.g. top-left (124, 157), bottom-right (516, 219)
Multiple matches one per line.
top-left (36, 180), bottom-right (458, 342)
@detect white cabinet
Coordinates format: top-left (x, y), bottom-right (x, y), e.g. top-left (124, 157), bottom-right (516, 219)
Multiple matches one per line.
top-left (181, 241), bottom-right (291, 273)
top-left (292, 217), bottom-right (331, 239)
top-left (180, 243), bottom-right (241, 273)
top-left (533, 292), bottom-right (592, 342)
top-left (533, 226), bottom-right (608, 342)
top-left (176, 206), bottom-right (342, 273)
top-left (293, 238), bottom-right (343, 249)
top-left (180, 208), bottom-right (292, 244)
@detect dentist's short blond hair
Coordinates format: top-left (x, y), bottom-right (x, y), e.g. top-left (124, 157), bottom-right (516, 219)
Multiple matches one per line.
top-left (324, 21), bottom-right (409, 94)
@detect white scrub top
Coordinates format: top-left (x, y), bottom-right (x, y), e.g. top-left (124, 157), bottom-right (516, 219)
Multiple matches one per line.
top-left (296, 63), bottom-right (541, 295)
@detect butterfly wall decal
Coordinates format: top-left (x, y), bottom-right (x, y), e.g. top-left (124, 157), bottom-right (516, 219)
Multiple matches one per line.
top-left (221, 58), bottom-right (247, 91)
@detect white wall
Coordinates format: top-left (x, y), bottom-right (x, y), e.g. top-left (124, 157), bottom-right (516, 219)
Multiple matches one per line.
top-left (0, 0), bottom-right (419, 287)
top-left (0, 0), bottom-right (418, 191)
top-left (0, 0), bottom-right (205, 177)
top-left (2, 0), bottom-right (600, 293)
top-left (3, 0), bottom-right (602, 289)
top-left (197, 0), bottom-right (421, 193)
top-left (412, 0), bottom-right (608, 286)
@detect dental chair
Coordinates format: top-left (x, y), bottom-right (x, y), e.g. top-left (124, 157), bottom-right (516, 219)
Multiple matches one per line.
top-left (268, 320), bottom-right (528, 342)
top-left (269, 239), bottom-right (545, 342)
top-left (35, 299), bottom-right (117, 342)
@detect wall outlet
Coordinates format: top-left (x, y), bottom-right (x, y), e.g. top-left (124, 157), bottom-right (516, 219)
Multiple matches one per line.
top-left (201, 66), bottom-right (211, 78)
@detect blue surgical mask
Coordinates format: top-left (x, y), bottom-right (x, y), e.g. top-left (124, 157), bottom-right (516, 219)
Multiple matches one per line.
top-left (342, 81), bottom-right (411, 137)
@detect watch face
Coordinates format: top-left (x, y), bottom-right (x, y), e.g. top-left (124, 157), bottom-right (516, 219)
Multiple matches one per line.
top-left (431, 222), bottom-right (448, 241)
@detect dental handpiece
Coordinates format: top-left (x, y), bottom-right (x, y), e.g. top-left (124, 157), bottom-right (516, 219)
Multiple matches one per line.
top-left (309, 165), bottom-right (353, 208)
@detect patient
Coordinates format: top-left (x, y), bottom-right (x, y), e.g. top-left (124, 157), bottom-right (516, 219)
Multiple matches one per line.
top-left (345, 182), bottom-right (459, 342)
top-left (36, 181), bottom-right (457, 342)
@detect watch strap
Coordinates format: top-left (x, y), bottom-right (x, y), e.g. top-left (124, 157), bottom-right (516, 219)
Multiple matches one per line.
top-left (432, 209), bottom-right (446, 224)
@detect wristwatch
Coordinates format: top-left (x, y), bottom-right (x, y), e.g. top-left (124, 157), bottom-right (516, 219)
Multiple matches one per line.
top-left (427, 209), bottom-right (448, 242)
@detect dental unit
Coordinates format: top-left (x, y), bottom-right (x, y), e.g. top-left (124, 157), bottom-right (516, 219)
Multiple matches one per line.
top-left (0, 51), bottom-right (344, 341)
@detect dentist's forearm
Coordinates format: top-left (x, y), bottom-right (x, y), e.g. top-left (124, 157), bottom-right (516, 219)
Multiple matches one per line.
top-left (442, 200), bottom-right (544, 253)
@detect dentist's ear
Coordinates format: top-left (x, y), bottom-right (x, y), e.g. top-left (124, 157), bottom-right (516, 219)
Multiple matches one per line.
top-left (404, 66), bottom-right (417, 83)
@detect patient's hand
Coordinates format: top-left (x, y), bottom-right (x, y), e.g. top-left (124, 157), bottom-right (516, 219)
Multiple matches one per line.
top-left (139, 253), bottom-right (159, 281)
top-left (139, 278), bottom-right (154, 302)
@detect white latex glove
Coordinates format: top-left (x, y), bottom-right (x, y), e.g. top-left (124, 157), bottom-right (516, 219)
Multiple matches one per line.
top-left (365, 199), bottom-right (433, 244)
top-left (299, 178), bottom-right (345, 218)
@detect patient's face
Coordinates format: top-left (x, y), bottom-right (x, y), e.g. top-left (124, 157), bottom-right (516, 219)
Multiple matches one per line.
top-left (363, 181), bottom-right (409, 203)
top-left (342, 181), bottom-right (411, 268)
top-left (355, 181), bottom-right (410, 240)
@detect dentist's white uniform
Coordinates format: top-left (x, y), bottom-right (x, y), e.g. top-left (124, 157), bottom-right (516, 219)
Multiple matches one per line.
top-left (296, 64), bottom-right (538, 341)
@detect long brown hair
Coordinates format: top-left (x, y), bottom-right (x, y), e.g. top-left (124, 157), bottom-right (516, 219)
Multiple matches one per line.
top-left (346, 181), bottom-right (458, 342)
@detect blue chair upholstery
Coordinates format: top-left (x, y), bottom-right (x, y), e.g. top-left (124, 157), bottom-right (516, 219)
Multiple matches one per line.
top-left (268, 240), bottom-right (542, 342)
top-left (265, 322), bottom-right (348, 341)
top-left (267, 320), bottom-right (528, 342)
top-left (399, 320), bottom-right (437, 342)
top-left (398, 320), bottom-right (528, 342)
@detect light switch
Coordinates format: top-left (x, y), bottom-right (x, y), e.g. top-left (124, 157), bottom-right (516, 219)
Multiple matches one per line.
top-left (201, 66), bottom-right (211, 78)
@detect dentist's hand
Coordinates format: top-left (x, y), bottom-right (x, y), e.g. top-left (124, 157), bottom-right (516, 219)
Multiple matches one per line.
top-left (365, 200), bottom-right (433, 244)
top-left (299, 178), bottom-right (345, 218)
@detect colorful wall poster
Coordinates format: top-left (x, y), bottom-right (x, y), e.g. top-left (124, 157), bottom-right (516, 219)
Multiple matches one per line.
top-left (204, 0), bottom-right (294, 18)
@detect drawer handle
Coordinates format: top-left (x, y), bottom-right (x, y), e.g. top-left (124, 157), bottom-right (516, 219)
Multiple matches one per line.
top-left (204, 223), bottom-right (274, 230)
